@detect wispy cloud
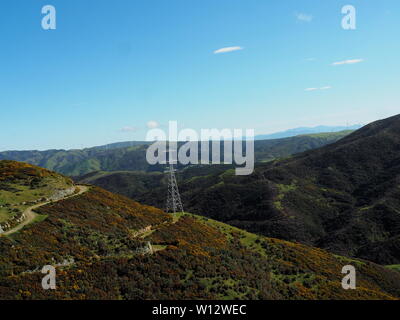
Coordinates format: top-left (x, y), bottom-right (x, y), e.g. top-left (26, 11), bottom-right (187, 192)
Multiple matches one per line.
top-left (120, 126), bottom-right (137, 133)
top-left (332, 59), bottom-right (364, 66)
top-left (213, 46), bottom-right (243, 54)
top-left (296, 13), bottom-right (313, 22)
top-left (305, 86), bottom-right (332, 92)
top-left (146, 121), bottom-right (159, 129)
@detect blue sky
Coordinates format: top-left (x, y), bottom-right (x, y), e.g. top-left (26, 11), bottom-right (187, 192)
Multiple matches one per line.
top-left (0, 0), bottom-right (399, 150)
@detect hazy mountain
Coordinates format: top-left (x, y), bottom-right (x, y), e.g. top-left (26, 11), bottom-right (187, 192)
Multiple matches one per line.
top-left (91, 141), bottom-right (150, 150)
top-left (255, 125), bottom-right (362, 140)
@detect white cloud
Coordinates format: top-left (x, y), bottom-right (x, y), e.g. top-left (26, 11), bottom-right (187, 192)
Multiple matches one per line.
top-left (147, 121), bottom-right (159, 129)
top-left (213, 46), bottom-right (243, 54)
top-left (305, 86), bottom-right (332, 92)
top-left (120, 126), bottom-right (137, 133)
top-left (332, 59), bottom-right (364, 66)
top-left (296, 13), bottom-right (313, 22)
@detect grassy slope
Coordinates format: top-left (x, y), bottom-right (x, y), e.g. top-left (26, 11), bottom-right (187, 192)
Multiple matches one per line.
top-left (0, 161), bottom-right (73, 222)
top-left (0, 181), bottom-right (400, 299)
top-left (124, 115), bottom-right (400, 265)
top-left (387, 265), bottom-right (400, 272)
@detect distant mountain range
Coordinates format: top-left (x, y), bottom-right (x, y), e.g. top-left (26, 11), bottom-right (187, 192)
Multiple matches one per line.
top-left (0, 131), bottom-right (352, 176)
top-left (255, 125), bottom-right (362, 140)
top-left (91, 141), bottom-right (150, 150)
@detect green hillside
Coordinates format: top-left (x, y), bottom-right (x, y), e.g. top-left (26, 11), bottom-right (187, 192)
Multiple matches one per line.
top-left (0, 161), bottom-right (73, 224)
top-left (1, 160), bottom-right (400, 300)
top-left (83, 115), bottom-right (400, 266)
top-left (0, 131), bottom-right (352, 176)
top-left (177, 115), bottom-right (400, 264)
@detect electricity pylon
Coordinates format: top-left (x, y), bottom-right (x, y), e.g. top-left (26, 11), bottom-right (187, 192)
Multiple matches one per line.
top-left (165, 157), bottom-right (184, 215)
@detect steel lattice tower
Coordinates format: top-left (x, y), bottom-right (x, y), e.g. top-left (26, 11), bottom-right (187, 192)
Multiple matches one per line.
top-left (166, 161), bottom-right (184, 214)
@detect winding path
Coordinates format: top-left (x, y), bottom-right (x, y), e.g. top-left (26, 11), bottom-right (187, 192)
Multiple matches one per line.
top-left (2, 185), bottom-right (89, 236)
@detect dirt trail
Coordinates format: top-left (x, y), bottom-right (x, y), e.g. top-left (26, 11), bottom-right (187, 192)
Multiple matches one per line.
top-left (2, 185), bottom-right (89, 236)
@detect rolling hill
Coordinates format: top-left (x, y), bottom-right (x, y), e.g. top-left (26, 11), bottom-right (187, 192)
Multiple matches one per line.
top-left (1, 160), bottom-right (400, 300)
top-left (180, 114), bottom-right (400, 265)
top-left (0, 131), bottom-right (352, 176)
top-left (0, 161), bottom-right (73, 228)
top-left (82, 115), bottom-right (400, 265)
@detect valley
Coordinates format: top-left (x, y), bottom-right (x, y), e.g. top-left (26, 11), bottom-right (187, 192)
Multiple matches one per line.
top-left (1, 116), bottom-right (400, 300)
top-left (0, 131), bottom-right (352, 176)
top-left (2, 0), bottom-right (399, 305)
top-left (77, 115), bottom-right (400, 266)
top-left (1, 159), bottom-right (400, 299)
